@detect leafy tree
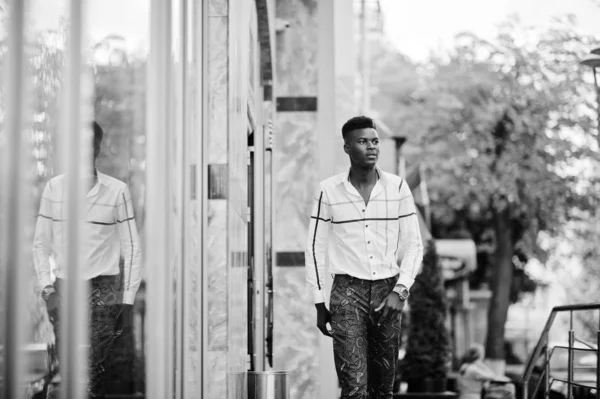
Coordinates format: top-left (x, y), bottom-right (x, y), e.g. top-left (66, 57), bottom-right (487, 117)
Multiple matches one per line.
top-left (377, 16), bottom-right (600, 362)
top-left (401, 240), bottom-right (451, 392)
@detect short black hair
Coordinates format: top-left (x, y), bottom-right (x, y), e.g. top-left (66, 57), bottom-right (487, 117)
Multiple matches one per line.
top-left (92, 121), bottom-right (103, 157)
top-left (92, 121), bottom-right (103, 143)
top-left (341, 116), bottom-right (377, 140)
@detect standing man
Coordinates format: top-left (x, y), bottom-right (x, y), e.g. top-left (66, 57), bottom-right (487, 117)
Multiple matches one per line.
top-left (306, 116), bottom-right (423, 398)
top-left (33, 121), bottom-right (141, 398)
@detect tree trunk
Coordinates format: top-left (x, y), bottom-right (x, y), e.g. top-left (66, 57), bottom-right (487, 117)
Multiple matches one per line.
top-left (485, 206), bottom-right (514, 363)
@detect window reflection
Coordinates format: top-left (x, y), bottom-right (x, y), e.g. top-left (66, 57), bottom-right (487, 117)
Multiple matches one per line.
top-left (0, 1), bottom-right (150, 397)
top-left (85, 3), bottom-right (149, 396)
top-left (90, 32), bottom-right (148, 398)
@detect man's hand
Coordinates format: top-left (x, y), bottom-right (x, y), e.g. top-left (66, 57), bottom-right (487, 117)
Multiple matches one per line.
top-left (116, 304), bottom-right (134, 337)
top-left (374, 292), bottom-right (405, 326)
top-left (42, 285), bottom-right (59, 313)
top-left (315, 303), bottom-right (332, 337)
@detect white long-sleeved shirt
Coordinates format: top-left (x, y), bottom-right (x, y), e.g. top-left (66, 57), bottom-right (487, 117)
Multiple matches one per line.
top-left (32, 172), bottom-right (142, 304)
top-left (305, 168), bottom-right (424, 304)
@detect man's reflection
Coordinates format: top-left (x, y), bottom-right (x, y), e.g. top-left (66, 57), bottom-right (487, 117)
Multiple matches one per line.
top-left (32, 121), bottom-right (142, 398)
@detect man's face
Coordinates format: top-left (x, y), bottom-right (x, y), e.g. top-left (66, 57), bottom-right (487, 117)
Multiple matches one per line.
top-left (343, 127), bottom-right (379, 167)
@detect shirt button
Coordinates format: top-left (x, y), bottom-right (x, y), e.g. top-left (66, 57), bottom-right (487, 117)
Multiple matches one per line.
top-left (367, 241), bottom-right (371, 244)
top-left (362, 209), bottom-right (365, 212)
top-left (373, 272), bottom-right (376, 275)
top-left (365, 225), bottom-right (368, 228)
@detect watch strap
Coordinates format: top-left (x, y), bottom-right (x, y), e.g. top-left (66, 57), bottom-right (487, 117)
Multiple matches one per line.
top-left (393, 284), bottom-right (409, 300)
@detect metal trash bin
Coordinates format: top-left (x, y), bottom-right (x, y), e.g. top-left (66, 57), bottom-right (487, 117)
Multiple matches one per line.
top-left (247, 371), bottom-right (290, 399)
top-left (230, 372), bottom-right (248, 399)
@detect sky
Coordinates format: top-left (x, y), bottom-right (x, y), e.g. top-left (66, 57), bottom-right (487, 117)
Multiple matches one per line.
top-left (29, 0), bottom-right (150, 53)
top-left (28, 0), bottom-right (600, 61)
top-left (379, 0), bottom-right (600, 62)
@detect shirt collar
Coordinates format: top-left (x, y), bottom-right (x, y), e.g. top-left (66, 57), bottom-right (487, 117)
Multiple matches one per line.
top-left (342, 166), bottom-right (389, 198)
top-left (96, 171), bottom-right (108, 187)
top-left (87, 170), bottom-right (106, 198)
top-left (344, 166), bottom-right (389, 184)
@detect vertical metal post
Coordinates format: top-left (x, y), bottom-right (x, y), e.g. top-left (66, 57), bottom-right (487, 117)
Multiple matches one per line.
top-left (596, 309), bottom-right (599, 399)
top-left (393, 137), bottom-right (408, 180)
top-left (1, 0), bottom-right (28, 396)
top-left (61, 0), bottom-right (90, 397)
top-left (522, 381), bottom-right (528, 399)
top-left (171, 1), bottom-right (185, 397)
top-left (544, 336), bottom-right (550, 399)
top-left (594, 68), bottom-right (600, 147)
top-left (146, 0), bottom-right (173, 397)
top-left (360, 0), bottom-right (369, 114)
top-left (201, 0), bottom-right (210, 395)
top-left (253, 99), bottom-right (266, 372)
top-left (567, 311), bottom-right (574, 399)
top-left (317, 1), bottom-right (338, 398)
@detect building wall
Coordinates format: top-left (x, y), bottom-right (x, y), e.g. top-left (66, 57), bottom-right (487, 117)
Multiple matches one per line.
top-left (273, 0), bottom-right (320, 397)
top-left (273, 1), bottom-right (359, 398)
top-left (205, 0), bottom-right (273, 397)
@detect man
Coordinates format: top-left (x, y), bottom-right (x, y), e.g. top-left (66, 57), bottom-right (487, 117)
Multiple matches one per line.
top-left (305, 116), bottom-right (423, 398)
top-left (33, 121), bottom-right (141, 398)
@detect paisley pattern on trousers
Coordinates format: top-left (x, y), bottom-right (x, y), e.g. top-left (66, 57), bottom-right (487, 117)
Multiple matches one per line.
top-left (48, 275), bottom-right (123, 398)
top-left (330, 274), bottom-right (402, 399)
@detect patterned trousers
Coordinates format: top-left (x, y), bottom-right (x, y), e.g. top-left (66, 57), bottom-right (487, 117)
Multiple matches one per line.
top-left (47, 275), bottom-right (123, 398)
top-left (330, 274), bottom-right (401, 399)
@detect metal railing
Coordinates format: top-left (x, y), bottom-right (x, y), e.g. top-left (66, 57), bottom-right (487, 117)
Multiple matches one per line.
top-left (520, 303), bottom-right (600, 399)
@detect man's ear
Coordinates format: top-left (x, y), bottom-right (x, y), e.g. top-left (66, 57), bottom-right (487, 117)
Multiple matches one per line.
top-left (343, 142), bottom-right (349, 155)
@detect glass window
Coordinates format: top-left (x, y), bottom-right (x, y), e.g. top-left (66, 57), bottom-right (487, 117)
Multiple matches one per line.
top-left (1, 1), bottom-right (150, 397)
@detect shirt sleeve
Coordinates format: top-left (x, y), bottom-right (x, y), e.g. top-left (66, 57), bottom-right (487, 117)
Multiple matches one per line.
top-left (33, 182), bottom-right (54, 289)
top-left (116, 185), bottom-right (142, 305)
top-left (305, 185), bottom-right (332, 304)
top-left (396, 179), bottom-right (424, 291)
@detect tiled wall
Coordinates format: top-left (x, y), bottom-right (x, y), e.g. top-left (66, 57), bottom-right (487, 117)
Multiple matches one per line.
top-left (273, 1), bottom-right (364, 398)
top-left (227, 0), bottom-right (251, 382)
top-left (206, 0), bottom-right (262, 397)
top-left (183, 2), bottom-right (204, 394)
top-left (206, 0), bottom-right (230, 397)
top-left (273, 1), bottom-right (321, 398)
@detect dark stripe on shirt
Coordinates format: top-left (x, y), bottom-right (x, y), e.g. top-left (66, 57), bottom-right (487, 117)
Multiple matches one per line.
top-left (40, 214), bottom-right (133, 226)
top-left (331, 215), bottom-right (414, 225)
top-left (122, 192), bottom-right (135, 291)
top-left (38, 214), bottom-right (64, 222)
top-left (88, 217), bottom-right (134, 225)
top-left (398, 212), bottom-right (416, 219)
top-left (312, 191), bottom-right (324, 290)
top-left (88, 221), bottom-right (116, 226)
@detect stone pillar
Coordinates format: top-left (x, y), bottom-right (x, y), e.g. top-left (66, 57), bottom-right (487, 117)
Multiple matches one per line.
top-left (316, 0), bottom-right (337, 397)
top-left (206, 1), bottom-right (230, 397)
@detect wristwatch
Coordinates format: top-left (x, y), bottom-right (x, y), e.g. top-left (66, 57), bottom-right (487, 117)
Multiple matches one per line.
top-left (393, 285), bottom-right (409, 301)
top-left (42, 285), bottom-right (56, 301)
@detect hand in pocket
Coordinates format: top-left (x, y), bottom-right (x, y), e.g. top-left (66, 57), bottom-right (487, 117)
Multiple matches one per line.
top-left (46, 292), bottom-right (60, 315)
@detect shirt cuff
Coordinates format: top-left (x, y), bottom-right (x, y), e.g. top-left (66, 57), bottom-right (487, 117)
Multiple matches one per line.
top-left (39, 276), bottom-right (53, 291)
top-left (396, 273), bottom-right (415, 291)
top-left (123, 290), bottom-right (137, 305)
top-left (313, 289), bottom-right (325, 304)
